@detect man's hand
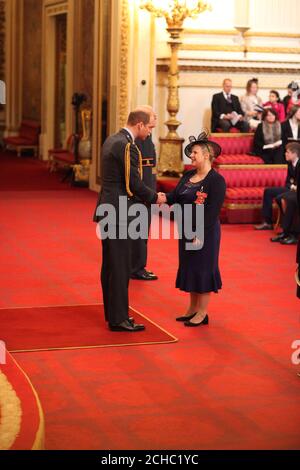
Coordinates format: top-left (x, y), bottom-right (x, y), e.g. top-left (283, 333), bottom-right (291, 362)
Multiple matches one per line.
top-left (291, 184), bottom-right (297, 192)
top-left (157, 192), bottom-right (167, 204)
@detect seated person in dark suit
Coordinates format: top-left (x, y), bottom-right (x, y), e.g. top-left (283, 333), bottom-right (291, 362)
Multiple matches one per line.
top-left (255, 142), bottom-right (299, 230)
top-left (211, 78), bottom-right (249, 132)
top-left (281, 105), bottom-right (300, 149)
top-left (253, 108), bottom-right (284, 164)
top-left (272, 188), bottom-right (299, 245)
top-left (269, 142), bottom-right (300, 244)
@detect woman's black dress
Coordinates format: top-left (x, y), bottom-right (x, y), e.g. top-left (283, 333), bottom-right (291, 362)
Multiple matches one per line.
top-left (166, 168), bottom-right (226, 294)
top-left (253, 122), bottom-right (284, 164)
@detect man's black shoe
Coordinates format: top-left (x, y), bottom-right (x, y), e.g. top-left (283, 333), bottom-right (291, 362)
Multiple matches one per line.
top-left (131, 270), bottom-right (158, 280)
top-left (280, 235), bottom-right (298, 245)
top-left (270, 232), bottom-right (287, 242)
top-left (109, 319), bottom-right (145, 332)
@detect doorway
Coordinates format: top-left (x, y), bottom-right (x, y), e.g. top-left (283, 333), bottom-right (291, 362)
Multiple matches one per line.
top-left (54, 13), bottom-right (67, 149)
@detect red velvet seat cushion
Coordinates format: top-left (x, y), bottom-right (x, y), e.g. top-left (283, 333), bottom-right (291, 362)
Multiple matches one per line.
top-left (225, 187), bottom-right (265, 204)
top-left (48, 148), bottom-right (68, 155)
top-left (218, 168), bottom-right (286, 189)
top-left (3, 136), bottom-right (35, 145)
top-left (210, 135), bottom-right (253, 155)
top-left (4, 120), bottom-right (40, 146)
top-left (219, 167), bottom-right (287, 205)
top-left (215, 154), bottom-right (263, 165)
top-left (52, 152), bottom-right (74, 164)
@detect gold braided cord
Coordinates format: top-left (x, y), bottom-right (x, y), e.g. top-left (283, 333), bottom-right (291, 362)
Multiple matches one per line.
top-left (125, 143), bottom-right (133, 197)
top-left (124, 143), bottom-right (143, 197)
top-left (136, 145), bottom-right (143, 180)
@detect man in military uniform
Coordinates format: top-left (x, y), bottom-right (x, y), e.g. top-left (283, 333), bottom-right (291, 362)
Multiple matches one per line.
top-left (131, 106), bottom-right (158, 280)
top-left (93, 110), bottom-right (165, 332)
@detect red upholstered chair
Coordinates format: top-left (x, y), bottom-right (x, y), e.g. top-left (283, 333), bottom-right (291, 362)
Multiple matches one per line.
top-left (3, 120), bottom-right (40, 157)
top-left (211, 133), bottom-right (264, 166)
top-left (48, 134), bottom-right (75, 173)
top-left (218, 165), bottom-right (287, 223)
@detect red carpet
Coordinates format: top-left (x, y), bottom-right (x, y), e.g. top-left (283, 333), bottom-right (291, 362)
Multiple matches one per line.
top-left (0, 151), bottom-right (77, 191)
top-left (1, 153), bottom-right (300, 449)
top-left (0, 304), bottom-right (177, 352)
top-left (0, 350), bottom-right (44, 450)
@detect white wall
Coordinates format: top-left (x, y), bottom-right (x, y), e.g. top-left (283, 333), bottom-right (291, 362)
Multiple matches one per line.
top-left (144, 0), bottom-right (300, 163)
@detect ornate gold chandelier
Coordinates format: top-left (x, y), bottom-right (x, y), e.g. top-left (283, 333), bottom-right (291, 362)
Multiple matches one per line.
top-left (140, 1), bottom-right (211, 175)
top-left (141, 1), bottom-right (210, 36)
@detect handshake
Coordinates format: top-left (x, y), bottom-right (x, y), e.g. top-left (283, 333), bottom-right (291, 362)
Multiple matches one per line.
top-left (156, 192), bottom-right (167, 205)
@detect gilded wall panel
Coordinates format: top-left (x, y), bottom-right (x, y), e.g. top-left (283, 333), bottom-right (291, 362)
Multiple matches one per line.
top-left (80, 0), bottom-right (94, 107)
top-left (22, 0), bottom-right (43, 121)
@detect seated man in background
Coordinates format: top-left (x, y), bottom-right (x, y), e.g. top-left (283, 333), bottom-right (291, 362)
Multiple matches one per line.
top-left (255, 142), bottom-right (300, 231)
top-left (211, 78), bottom-right (249, 133)
top-left (272, 186), bottom-right (299, 245)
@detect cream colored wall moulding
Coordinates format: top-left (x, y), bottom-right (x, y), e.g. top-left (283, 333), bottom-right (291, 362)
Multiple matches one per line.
top-left (181, 44), bottom-right (300, 54)
top-left (181, 44), bottom-right (244, 52)
top-left (248, 46), bottom-right (300, 54)
top-left (245, 31), bottom-right (300, 39)
top-left (184, 29), bottom-right (300, 39)
top-left (157, 64), bottom-right (300, 74)
top-left (184, 29), bottom-right (237, 35)
top-left (44, 2), bottom-right (68, 15)
top-left (158, 57), bottom-right (300, 65)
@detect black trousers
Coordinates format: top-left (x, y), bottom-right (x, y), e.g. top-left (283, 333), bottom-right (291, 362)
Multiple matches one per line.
top-left (131, 205), bottom-right (151, 275)
top-left (101, 235), bottom-right (132, 326)
top-left (281, 190), bottom-right (298, 234)
top-left (261, 147), bottom-right (285, 164)
top-left (218, 119), bottom-right (249, 132)
top-left (262, 187), bottom-right (287, 224)
top-left (131, 170), bottom-right (156, 275)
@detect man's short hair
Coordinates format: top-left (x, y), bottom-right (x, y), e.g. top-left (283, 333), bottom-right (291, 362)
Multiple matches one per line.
top-left (286, 142), bottom-right (300, 158)
top-left (127, 110), bottom-right (150, 126)
top-left (223, 78), bottom-right (232, 85)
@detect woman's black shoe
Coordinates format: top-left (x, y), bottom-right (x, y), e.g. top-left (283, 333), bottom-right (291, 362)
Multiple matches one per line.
top-left (184, 314), bottom-right (209, 327)
top-left (176, 312), bottom-right (197, 322)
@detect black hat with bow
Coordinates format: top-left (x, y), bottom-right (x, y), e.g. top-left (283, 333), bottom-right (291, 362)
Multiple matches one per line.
top-left (184, 130), bottom-right (222, 159)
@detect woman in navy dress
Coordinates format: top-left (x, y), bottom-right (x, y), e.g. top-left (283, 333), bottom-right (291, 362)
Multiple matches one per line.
top-left (166, 132), bottom-right (226, 326)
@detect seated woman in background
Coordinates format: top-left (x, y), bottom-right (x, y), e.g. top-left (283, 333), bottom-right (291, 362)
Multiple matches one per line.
top-left (240, 78), bottom-right (263, 130)
top-left (283, 82), bottom-right (299, 114)
top-left (281, 105), bottom-right (300, 149)
top-left (253, 108), bottom-right (284, 164)
top-left (286, 82), bottom-right (300, 115)
top-left (263, 90), bottom-right (285, 122)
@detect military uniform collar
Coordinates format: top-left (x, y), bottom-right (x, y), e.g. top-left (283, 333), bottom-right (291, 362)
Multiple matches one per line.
top-left (122, 127), bottom-right (135, 143)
